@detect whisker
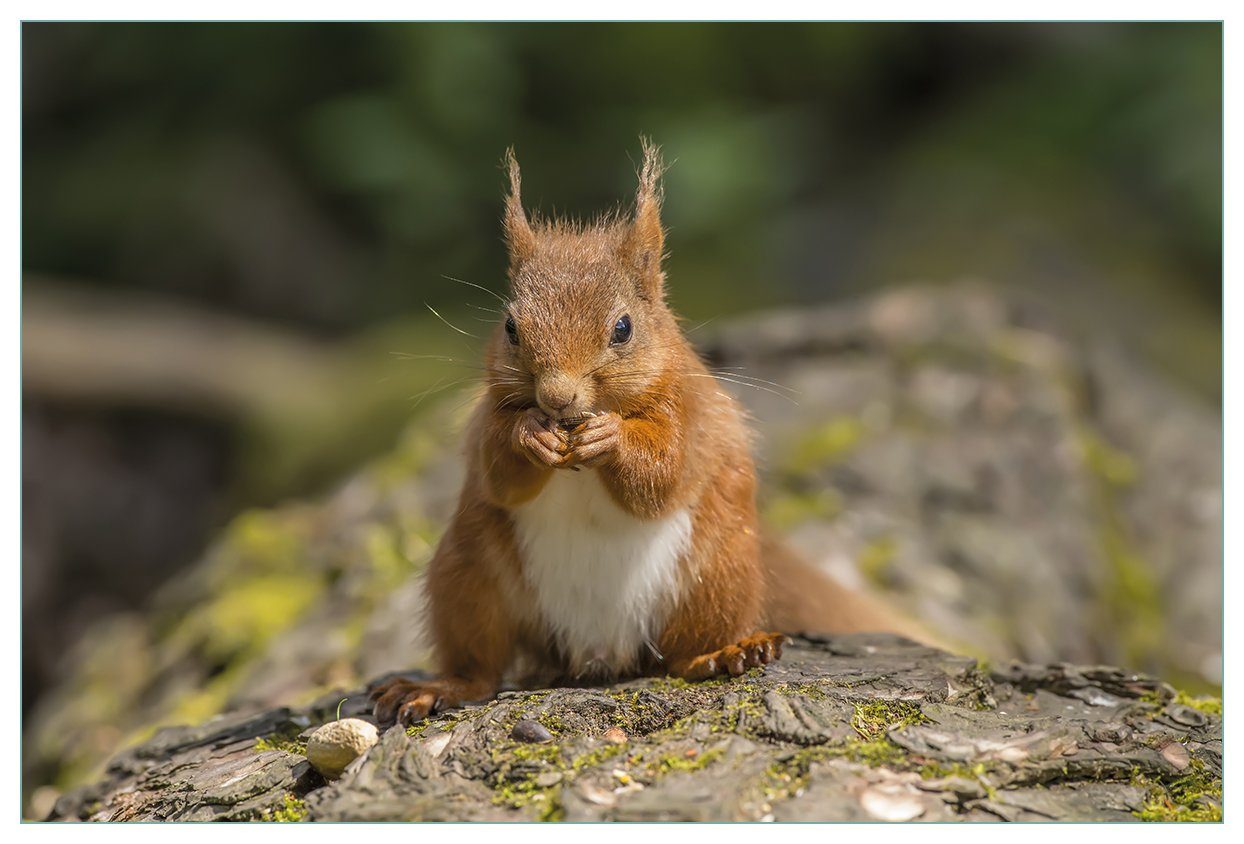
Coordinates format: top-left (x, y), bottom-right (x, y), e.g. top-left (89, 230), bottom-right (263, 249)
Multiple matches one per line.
top-left (390, 353), bottom-right (489, 369)
top-left (708, 369), bottom-right (800, 396)
top-left (390, 352), bottom-right (463, 362)
top-left (447, 391), bottom-right (487, 416)
top-left (408, 375), bottom-right (479, 410)
top-left (424, 303), bottom-right (478, 339)
top-left (684, 373), bottom-right (799, 404)
top-left (443, 274), bottom-right (507, 305)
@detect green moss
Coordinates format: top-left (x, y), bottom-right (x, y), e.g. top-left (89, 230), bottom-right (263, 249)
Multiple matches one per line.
top-left (490, 768), bottom-right (558, 812)
top-left (490, 781), bottom-right (559, 816)
top-left (1077, 426), bottom-right (1166, 670)
top-left (265, 794), bottom-right (307, 822)
top-left (1136, 797), bottom-right (1222, 822)
top-left (181, 505), bottom-right (322, 664)
top-left (764, 489), bottom-right (843, 530)
top-left (844, 738), bottom-right (908, 767)
top-left (487, 736), bottom-right (638, 819)
top-left (783, 417), bottom-right (865, 473)
top-left (918, 760), bottom-right (999, 799)
top-left (1172, 690), bottom-right (1222, 717)
top-left (649, 676), bottom-right (692, 692)
top-left (535, 792), bottom-right (566, 822)
top-left (850, 700), bottom-right (926, 740)
top-left (167, 661), bottom-right (249, 726)
top-left (255, 734), bottom-right (307, 756)
top-left (956, 662), bottom-right (998, 711)
top-left (488, 738), bottom-right (572, 816)
top-left (1139, 689), bottom-right (1171, 708)
top-left (220, 509), bottom-right (307, 577)
top-left (778, 681), bottom-right (829, 701)
top-left (762, 733), bottom-right (919, 802)
top-left (1134, 761), bottom-right (1222, 822)
top-left (362, 523), bottom-right (417, 590)
top-left (537, 712), bottom-right (568, 734)
top-left (570, 743), bottom-right (625, 771)
top-left (920, 760), bottom-right (979, 780)
top-left (651, 747), bottom-right (725, 775)
top-left (367, 423), bottom-right (439, 492)
top-left (1098, 522), bottom-right (1165, 666)
top-left (762, 746), bottom-right (831, 800)
top-left (153, 527), bottom-right (324, 729)
top-left (715, 692), bottom-right (767, 734)
top-left (505, 742), bottom-right (563, 765)
top-left (175, 574), bottom-right (320, 665)
top-left (155, 574), bottom-right (320, 731)
top-left (1081, 431), bottom-right (1139, 488)
top-left (857, 537), bottom-right (898, 587)
top-left (755, 699), bottom-right (923, 798)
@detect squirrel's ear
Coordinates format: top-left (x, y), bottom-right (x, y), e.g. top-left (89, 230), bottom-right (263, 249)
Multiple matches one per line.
top-left (503, 147), bottom-right (536, 268)
top-left (620, 139), bottom-right (666, 296)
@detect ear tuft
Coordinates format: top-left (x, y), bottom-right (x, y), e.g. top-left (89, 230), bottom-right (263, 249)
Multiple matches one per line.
top-left (622, 138), bottom-right (667, 294)
top-left (503, 147), bottom-right (536, 268)
top-left (617, 140), bottom-right (666, 292)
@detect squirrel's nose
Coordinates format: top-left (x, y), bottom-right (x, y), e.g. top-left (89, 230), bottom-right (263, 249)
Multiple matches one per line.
top-left (538, 390), bottom-right (577, 415)
top-left (537, 375), bottom-right (579, 416)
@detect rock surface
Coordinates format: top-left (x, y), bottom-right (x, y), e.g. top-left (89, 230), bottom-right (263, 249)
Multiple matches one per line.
top-left (47, 635), bottom-right (1221, 822)
top-left (706, 286), bottom-right (1221, 683)
top-left (24, 285), bottom-right (1222, 817)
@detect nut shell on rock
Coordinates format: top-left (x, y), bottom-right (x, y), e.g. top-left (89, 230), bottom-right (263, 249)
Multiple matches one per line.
top-left (306, 718), bottom-right (379, 780)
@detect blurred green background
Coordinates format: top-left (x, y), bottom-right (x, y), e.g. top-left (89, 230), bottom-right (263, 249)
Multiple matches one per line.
top-left (21, 23), bottom-right (1221, 719)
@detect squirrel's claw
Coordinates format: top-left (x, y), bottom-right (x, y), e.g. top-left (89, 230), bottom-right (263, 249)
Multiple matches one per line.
top-left (513, 408), bottom-right (568, 468)
top-left (668, 631), bottom-right (789, 683)
top-left (560, 411), bottom-right (623, 468)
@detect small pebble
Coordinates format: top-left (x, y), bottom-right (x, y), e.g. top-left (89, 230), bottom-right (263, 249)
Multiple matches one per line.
top-left (1161, 740), bottom-right (1191, 770)
top-left (859, 784), bottom-right (925, 822)
top-left (511, 719), bottom-right (554, 743)
top-left (306, 718), bottom-right (379, 780)
top-left (602, 727), bottom-right (628, 745)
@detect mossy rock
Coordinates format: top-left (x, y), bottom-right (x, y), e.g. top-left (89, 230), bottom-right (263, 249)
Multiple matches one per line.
top-left (45, 635), bottom-right (1221, 822)
top-left (25, 286), bottom-right (1222, 816)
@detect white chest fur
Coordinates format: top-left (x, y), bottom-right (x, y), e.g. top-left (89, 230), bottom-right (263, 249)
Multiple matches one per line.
top-left (512, 470), bottom-right (692, 675)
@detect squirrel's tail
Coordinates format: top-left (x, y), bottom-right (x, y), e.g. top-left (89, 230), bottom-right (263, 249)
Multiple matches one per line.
top-left (760, 531), bottom-right (947, 649)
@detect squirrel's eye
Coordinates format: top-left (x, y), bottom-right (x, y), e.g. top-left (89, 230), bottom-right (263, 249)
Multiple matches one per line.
top-left (504, 315), bottom-right (519, 345)
top-left (611, 314), bottom-right (632, 346)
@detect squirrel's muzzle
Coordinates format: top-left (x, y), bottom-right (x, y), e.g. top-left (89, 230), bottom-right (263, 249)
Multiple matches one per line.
top-left (536, 372), bottom-right (588, 420)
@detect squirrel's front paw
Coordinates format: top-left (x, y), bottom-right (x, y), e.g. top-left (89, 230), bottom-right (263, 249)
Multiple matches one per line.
top-left (368, 676), bottom-right (496, 726)
top-left (562, 411), bottom-right (623, 467)
top-left (669, 631), bottom-right (790, 682)
top-left (369, 677), bottom-right (447, 726)
top-left (512, 407), bottom-right (566, 469)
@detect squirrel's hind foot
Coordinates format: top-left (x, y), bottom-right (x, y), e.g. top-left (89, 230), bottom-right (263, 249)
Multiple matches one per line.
top-left (668, 631), bottom-right (790, 682)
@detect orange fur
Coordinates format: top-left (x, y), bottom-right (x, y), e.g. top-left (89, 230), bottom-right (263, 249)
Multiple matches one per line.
top-left (370, 143), bottom-right (923, 726)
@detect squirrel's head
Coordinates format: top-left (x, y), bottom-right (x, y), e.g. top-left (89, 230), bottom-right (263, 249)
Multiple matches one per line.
top-left (488, 141), bottom-right (686, 423)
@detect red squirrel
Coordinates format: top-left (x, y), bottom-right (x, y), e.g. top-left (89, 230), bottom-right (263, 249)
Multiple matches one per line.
top-left (370, 142), bottom-right (920, 726)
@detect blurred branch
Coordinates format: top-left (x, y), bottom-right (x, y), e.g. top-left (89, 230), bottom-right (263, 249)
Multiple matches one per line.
top-left (22, 275), bottom-right (341, 420)
top-left (22, 275), bottom-right (460, 502)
